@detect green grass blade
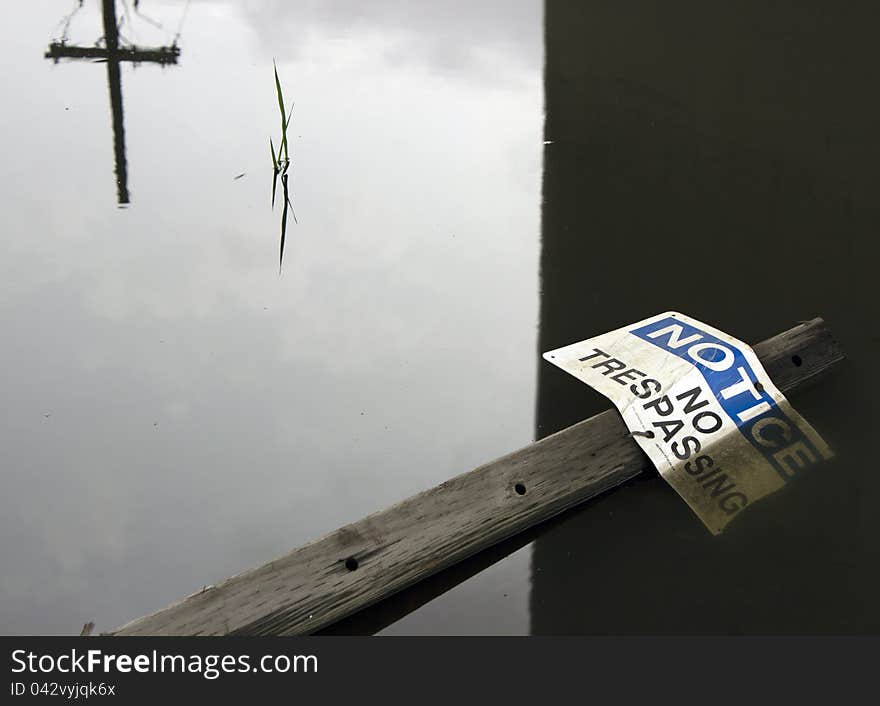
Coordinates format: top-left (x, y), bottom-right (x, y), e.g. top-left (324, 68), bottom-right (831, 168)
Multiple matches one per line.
top-left (279, 175), bottom-right (289, 272)
top-left (273, 60), bottom-right (285, 119)
top-left (273, 60), bottom-right (289, 162)
top-left (269, 137), bottom-right (278, 172)
top-left (285, 187), bottom-right (298, 224)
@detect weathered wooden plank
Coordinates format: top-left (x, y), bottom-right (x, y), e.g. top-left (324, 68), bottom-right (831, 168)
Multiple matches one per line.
top-left (112, 318), bottom-right (843, 636)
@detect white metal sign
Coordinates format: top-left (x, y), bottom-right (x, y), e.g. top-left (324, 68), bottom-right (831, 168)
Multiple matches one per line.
top-left (543, 312), bottom-right (832, 534)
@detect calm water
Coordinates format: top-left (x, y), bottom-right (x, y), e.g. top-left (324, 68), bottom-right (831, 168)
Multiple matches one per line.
top-left (3, 2), bottom-right (877, 636)
top-left (1, 0), bottom-right (541, 635)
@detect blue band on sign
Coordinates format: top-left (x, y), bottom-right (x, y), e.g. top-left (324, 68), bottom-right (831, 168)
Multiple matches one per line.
top-left (629, 316), bottom-right (821, 481)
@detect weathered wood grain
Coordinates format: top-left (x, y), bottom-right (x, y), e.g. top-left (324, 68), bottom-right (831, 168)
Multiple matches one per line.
top-left (112, 318), bottom-right (844, 636)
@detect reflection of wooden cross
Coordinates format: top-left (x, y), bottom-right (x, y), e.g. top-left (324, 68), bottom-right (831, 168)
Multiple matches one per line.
top-left (45, 0), bottom-right (179, 205)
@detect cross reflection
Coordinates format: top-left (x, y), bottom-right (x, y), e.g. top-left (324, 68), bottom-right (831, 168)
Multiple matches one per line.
top-left (44, 0), bottom-right (180, 206)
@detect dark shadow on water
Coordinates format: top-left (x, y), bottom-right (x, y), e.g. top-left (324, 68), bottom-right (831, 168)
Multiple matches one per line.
top-left (532, 0), bottom-right (880, 634)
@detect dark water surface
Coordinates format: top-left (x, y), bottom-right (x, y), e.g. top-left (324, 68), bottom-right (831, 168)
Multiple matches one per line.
top-left (3, 1), bottom-right (878, 636)
top-left (533, 2), bottom-right (879, 633)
